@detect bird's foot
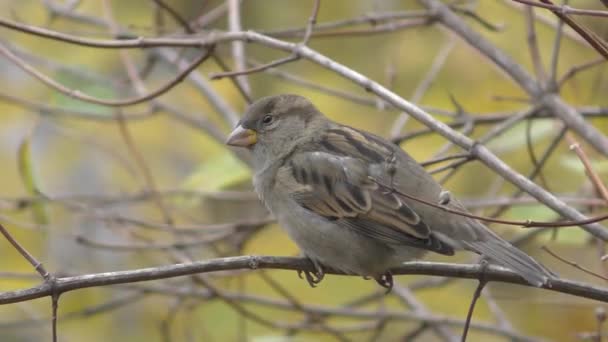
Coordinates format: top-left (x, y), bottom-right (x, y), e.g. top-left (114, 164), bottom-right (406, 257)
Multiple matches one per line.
top-left (297, 258), bottom-right (325, 288)
top-left (298, 269), bottom-right (324, 288)
top-left (374, 271), bottom-right (394, 294)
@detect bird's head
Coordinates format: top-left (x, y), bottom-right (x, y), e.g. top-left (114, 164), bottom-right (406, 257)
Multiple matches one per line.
top-left (226, 94), bottom-right (325, 165)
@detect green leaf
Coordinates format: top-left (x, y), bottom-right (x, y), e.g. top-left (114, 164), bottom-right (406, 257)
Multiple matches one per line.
top-left (176, 153), bottom-right (251, 208)
top-left (17, 134), bottom-right (49, 225)
top-left (182, 153), bottom-right (251, 191)
top-left (536, 227), bottom-right (588, 245)
top-left (51, 71), bottom-right (115, 117)
top-left (487, 119), bottom-right (554, 154)
top-left (507, 204), bottom-right (587, 245)
top-left (560, 155), bottom-right (608, 174)
top-left (507, 204), bottom-right (556, 223)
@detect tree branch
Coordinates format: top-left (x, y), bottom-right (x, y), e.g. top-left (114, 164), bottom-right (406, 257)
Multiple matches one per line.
top-left (1, 256), bottom-right (608, 306)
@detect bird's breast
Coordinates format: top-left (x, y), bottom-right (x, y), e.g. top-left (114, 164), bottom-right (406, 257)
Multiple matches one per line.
top-left (252, 164), bottom-right (289, 214)
top-left (252, 170), bottom-right (269, 205)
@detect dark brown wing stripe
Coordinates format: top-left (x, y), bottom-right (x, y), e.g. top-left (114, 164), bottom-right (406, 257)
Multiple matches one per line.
top-left (336, 198), bottom-right (354, 213)
top-left (363, 131), bottom-right (398, 151)
top-left (326, 129), bottom-right (385, 163)
top-left (348, 184), bottom-right (368, 208)
top-left (322, 175), bottom-right (333, 192)
top-left (320, 138), bottom-right (342, 154)
top-left (310, 168), bottom-right (320, 185)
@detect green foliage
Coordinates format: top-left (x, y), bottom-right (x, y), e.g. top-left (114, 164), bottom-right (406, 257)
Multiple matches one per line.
top-left (561, 155), bottom-right (608, 174)
top-left (17, 131), bottom-right (48, 225)
top-left (52, 71), bottom-right (115, 116)
top-left (487, 119), bottom-right (555, 154)
top-left (182, 153), bottom-right (251, 192)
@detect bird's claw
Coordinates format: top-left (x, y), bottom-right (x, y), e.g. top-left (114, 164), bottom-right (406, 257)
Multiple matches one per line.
top-left (298, 259), bottom-right (325, 288)
top-left (298, 270), bottom-right (323, 287)
top-left (374, 271), bottom-right (394, 294)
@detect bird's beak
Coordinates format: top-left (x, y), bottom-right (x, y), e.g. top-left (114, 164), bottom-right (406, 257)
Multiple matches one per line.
top-left (226, 125), bottom-right (257, 147)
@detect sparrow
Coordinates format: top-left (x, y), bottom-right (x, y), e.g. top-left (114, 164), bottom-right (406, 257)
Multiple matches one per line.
top-left (226, 94), bottom-right (554, 291)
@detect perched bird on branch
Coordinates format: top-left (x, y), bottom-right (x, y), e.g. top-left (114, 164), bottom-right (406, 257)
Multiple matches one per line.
top-left (227, 94), bottom-right (555, 291)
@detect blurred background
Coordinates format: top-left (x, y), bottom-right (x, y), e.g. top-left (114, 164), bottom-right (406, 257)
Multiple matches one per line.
top-left (0, 0), bottom-right (607, 341)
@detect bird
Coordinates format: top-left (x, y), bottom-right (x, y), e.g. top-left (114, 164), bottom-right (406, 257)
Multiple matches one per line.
top-left (226, 94), bottom-right (555, 291)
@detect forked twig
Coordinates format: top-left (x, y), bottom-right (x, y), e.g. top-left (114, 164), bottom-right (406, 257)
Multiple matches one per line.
top-left (210, 0), bottom-right (321, 80)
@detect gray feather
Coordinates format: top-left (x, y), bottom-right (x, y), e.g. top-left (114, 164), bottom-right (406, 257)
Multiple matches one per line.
top-left (463, 240), bottom-right (554, 286)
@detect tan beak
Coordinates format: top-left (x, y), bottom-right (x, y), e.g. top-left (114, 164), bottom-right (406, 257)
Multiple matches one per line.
top-left (226, 125), bottom-right (257, 147)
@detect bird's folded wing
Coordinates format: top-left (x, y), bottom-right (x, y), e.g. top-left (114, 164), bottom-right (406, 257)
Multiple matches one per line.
top-left (280, 150), bottom-right (454, 255)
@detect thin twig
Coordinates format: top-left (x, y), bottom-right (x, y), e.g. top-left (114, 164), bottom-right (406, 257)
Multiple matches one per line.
top-left (542, 246), bottom-right (608, 282)
top-left (101, 1), bottom-right (176, 225)
top-left (390, 38), bottom-right (456, 138)
top-left (420, 153), bottom-right (472, 168)
top-left (228, 0), bottom-right (252, 97)
top-left (548, 0), bottom-right (567, 86)
top-left (558, 57), bottom-right (607, 87)
top-left (510, 0), bottom-right (608, 17)
top-left (0, 222), bottom-right (50, 280)
top-left (210, 0), bottom-right (320, 80)
top-left (525, 7), bottom-right (546, 83)
top-left (393, 284), bottom-right (459, 342)
top-left (567, 136), bottom-right (608, 203)
top-left (461, 279), bottom-right (487, 341)
top-left (374, 179), bottom-right (608, 229)
top-left (525, 118), bottom-right (549, 188)
top-left (211, 55), bottom-right (298, 79)
top-left (489, 124), bottom-right (567, 218)
top-left (0, 41), bottom-right (214, 107)
top-left (536, 0), bottom-right (608, 59)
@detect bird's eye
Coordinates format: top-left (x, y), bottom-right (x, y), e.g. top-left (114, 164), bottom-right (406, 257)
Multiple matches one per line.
top-left (262, 115), bottom-right (274, 125)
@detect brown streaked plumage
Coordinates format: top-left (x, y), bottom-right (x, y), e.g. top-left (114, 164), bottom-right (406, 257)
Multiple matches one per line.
top-left (227, 94), bottom-right (555, 291)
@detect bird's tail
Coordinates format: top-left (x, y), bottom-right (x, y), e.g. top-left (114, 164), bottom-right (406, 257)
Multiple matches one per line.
top-left (463, 239), bottom-right (555, 287)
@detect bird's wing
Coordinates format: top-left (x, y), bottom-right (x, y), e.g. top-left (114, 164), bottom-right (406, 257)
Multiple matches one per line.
top-left (278, 127), bottom-right (454, 255)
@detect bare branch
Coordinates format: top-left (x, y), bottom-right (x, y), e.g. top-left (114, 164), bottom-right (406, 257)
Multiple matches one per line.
top-left (2, 256), bottom-right (608, 306)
